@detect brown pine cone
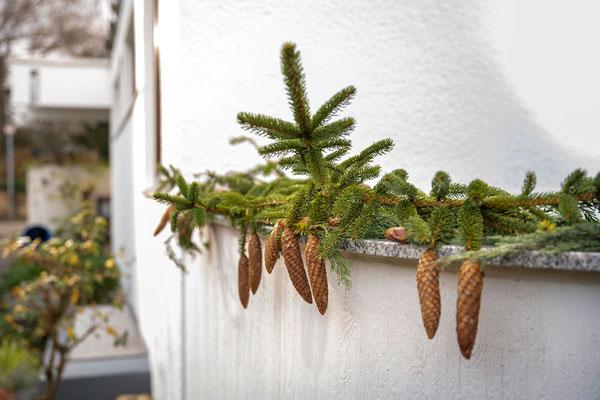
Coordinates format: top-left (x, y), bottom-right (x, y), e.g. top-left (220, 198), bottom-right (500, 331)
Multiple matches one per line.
top-left (154, 205), bottom-right (175, 236)
top-left (248, 234), bottom-right (262, 294)
top-left (281, 227), bottom-right (312, 304)
top-left (456, 259), bottom-right (483, 359)
top-left (238, 254), bottom-right (250, 309)
top-left (385, 227), bottom-right (408, 243)
top-left (416, 249), bottom-right (440, 339)
top-left (265, 220), bottom-right (285, 273)
top-left (306, 234), bottom-right (328, 315)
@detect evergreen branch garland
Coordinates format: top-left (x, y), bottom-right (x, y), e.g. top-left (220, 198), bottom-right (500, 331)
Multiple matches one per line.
top-left (152, 42), bottom-right (600, 306)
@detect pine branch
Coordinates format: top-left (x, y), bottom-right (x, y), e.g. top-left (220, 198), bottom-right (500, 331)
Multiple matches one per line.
top-left (435, 222), bottom-right (600, 270)
top-left (324, 148), bottom-right (349, 162)
top-left (458, 198), bottom-right (483, 250)
top-left (311, 86), bottom-right (356, 129)
top-left (339, 139), bottom-right (394, 170)
top-left (258, 139), bottom-right (305, 157)
top-left (281, 43), bottom-right (311, 132)
top-left (154, 192), bottom-right (190, 207)
top-left (430, 171), bottom-right (451, 201)
top-left (481, 210), bottom-right (537, 234)
top-left (521, 171), bottom-right (536, 196)
top-left (562, 168), bottom-right (585, 193)
top-left (176, 175), bottom-right (189, 198)
top-left (428, 207), bottom-right (454, 246)
top-left (316, 138), bottom-right (352, 151)
top-left (237, 112), bottom-right (300, 140)
top-left (311, 118), bottom-right (355, 143)
top-left (304, 148), bottom-right (329, 189)
top-left (558, 193), bottom-right (582, 222)
top-left (340, 165), bottom-right (381, 186)
top-left (404, 215), bottom-right (431, 245)
top-left (483, 192), bottom-right (597, 209)
top-left (277, 156), bottom-right (302, 169)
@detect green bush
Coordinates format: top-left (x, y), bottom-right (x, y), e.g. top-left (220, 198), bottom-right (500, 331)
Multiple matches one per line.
top-left (0, 340), bottom-right (39, 394)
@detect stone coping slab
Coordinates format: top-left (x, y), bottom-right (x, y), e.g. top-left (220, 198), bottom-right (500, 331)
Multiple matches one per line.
top-left (210, 218), bottom-right (600, 273)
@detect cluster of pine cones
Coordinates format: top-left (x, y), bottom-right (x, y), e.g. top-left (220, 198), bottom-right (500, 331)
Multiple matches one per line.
top-left (238, 220), bottom-right (329, 315)
top-left (415, 249), bottom-right (483, 359)
top-left (238, 221), bottom-right (483, 359)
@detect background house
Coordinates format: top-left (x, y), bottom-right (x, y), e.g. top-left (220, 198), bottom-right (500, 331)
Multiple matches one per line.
top-left (109, 1), bottom-right (600, 399)
top-left (9, 57), bottom-right (109, 123)
top-left (6, 56), bottom-right (112, 228)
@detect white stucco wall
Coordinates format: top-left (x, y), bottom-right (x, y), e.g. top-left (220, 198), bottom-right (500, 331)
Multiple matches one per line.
top-left (181, 223), bottom-right (600, 400)
top-left (110, 0), bottom-right (600, 399)
top-left (176, 0), bottom-right (599, 192)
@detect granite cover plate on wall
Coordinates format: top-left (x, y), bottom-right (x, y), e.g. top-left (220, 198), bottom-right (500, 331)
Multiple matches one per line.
top-left (211, 218), bottom-right (600, 273)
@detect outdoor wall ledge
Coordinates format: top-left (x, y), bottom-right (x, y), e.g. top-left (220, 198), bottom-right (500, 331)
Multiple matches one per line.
top-left (338, 239), bottom-right (600, 272)
top-left (209, 219), bottom-right (600, 273)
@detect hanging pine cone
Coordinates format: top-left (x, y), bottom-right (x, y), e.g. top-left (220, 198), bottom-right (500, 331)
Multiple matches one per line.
top-left (154, 205), bottom-right (175, 236)
top-left (265, 220), bottom-right (285, 273)
top-left (248, 234), bottom-right (262, 294)
top-left (456, 259), bottom-right (483, 359)
top-left (306, 234), bottom-right (328, 315)
top-left (281, 227), bottom-right (313, 304)
top-left (416, 249), bottom-right (440, 339)
top-left (238, 254), bottom-right (250, 309)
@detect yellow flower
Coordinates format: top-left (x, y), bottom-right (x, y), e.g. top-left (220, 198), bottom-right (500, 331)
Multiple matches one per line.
top-left (105, 258), bottom-right (115, 269)
top-left (67, 325), bottom-right (75, 339)
top-left (70, 255), bottom-right (79, 265)
top-left (538, 220), bottom-right (556, 232)
top-left (11, 286), bottom-right (24, 298)
top-left (13, 303), bottom-right (28, 315)
top-left (3, 315), bottom-right (14, 324)
top-left (71, 289), bottom-right (80, 305)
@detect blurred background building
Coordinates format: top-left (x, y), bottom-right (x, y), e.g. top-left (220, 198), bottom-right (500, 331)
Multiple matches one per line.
top-left (0, 0), bottom-right (112, 225)
top-left (0, 1), bottom-right (150, 398)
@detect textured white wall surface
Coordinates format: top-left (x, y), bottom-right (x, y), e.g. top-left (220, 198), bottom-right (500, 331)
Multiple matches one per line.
top-left (176, 0), bottom-right (599, 192)
top-left (182, 224), bottom-right (600, 400)
top-left (110, 0), bottom-right (600, 399)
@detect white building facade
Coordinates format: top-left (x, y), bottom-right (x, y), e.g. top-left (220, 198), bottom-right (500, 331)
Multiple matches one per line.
top-left (110, 1), bottom-right (600, 399)
top-left (8, 57), bottom-right (109, 123)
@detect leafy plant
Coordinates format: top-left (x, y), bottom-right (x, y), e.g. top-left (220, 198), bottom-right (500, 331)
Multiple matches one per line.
top-left (0, 341), bottom-right (39, 397)
top-left (0, 203), bottom-right (125, 400)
